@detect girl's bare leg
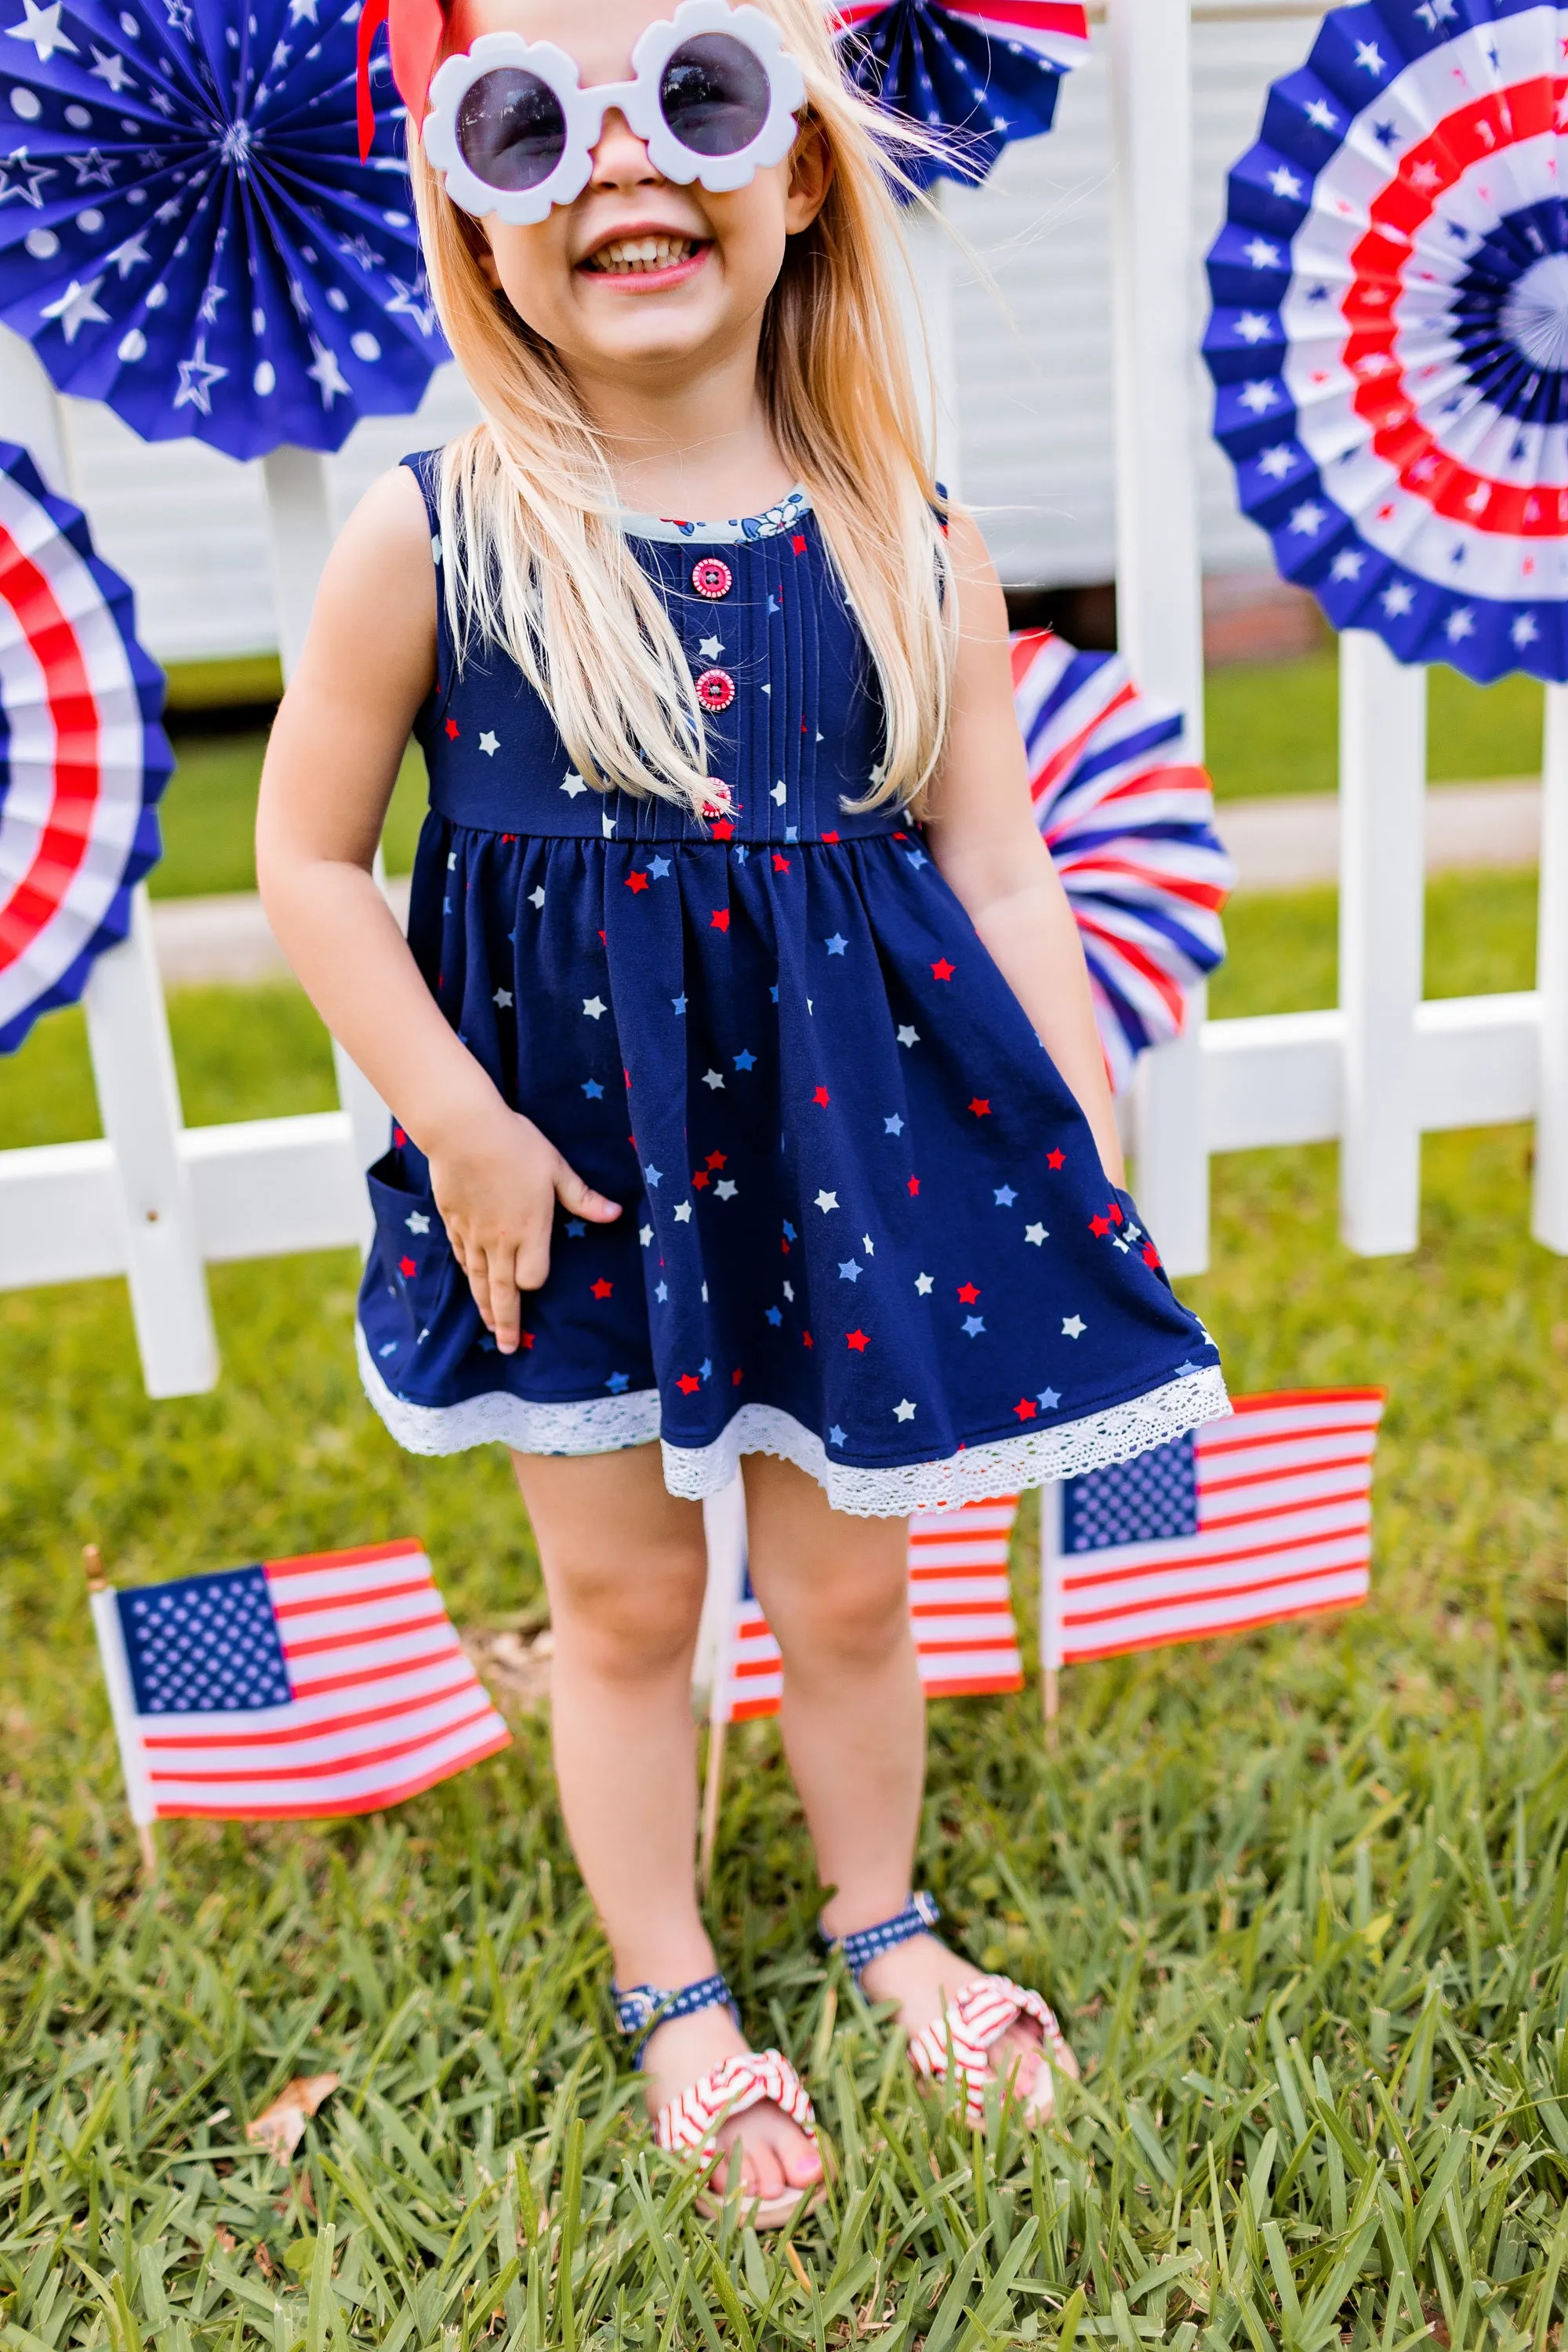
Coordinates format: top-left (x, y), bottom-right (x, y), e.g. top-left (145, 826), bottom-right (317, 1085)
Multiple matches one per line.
top-left (742, 1454), bottom-right (1058, 2105)
top-left (511, 1444), bottom-right (822, 2201)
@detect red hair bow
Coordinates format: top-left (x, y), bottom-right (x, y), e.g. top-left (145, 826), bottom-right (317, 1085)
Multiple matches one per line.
top-left (356, 0), bottom-right (447, 159)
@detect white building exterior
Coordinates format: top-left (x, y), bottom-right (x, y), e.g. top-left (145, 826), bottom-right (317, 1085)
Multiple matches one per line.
top-left (36, 16), bottom-right (1311, 666)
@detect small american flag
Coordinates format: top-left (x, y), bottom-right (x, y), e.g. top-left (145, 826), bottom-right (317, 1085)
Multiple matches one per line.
top-left (715, 1498), bottom-right (1024, 1724)
top-left (91, 1541), bottom-right (510, 1824)
top-left (1041, 1390), bottom-right (1385, 1666)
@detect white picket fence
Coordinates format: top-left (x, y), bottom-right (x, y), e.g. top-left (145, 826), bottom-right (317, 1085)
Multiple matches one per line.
top-left (2, 0), bottom-right (1565, 1404)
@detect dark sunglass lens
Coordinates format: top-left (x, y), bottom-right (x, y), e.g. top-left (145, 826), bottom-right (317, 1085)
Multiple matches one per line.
top-left (456, 67), bottom-right (568, 191)
top-left (659, 34), bottom-right (771, 158)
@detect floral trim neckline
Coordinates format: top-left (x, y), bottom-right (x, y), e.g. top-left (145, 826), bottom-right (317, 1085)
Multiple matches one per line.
top-left (619, 485), bottom-right (811, 546)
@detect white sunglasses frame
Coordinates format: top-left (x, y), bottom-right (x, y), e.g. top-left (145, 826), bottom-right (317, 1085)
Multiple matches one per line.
top-left (422, 0), bottom-right (808, 226)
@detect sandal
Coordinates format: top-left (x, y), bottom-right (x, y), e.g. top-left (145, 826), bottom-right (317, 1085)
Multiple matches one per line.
top-left (613, 1970), bottom-right (822, 2228)
top-left (823, 1893), bottom-right (1078, 2127)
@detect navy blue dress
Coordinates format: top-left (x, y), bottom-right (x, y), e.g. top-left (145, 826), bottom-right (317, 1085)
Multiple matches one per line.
top-left (357, 453), bottom-right (1228, 1515)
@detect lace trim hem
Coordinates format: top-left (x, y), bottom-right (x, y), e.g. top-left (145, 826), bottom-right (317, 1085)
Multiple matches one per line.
top-left (659, 1368), bottom-right (1231, 1517)
top-left (357, 1329), bottom-right (662, 1457)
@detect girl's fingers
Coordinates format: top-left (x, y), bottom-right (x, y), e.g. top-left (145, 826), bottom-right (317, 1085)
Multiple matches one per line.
top-left (553, 1156), bottom-right (622, 1224)
top-left (485, 1250), bottom-right (525, 1354)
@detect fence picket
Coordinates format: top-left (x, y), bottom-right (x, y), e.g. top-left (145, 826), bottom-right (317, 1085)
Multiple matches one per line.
top-left (1534, 684), bottom-right (1568, 1254)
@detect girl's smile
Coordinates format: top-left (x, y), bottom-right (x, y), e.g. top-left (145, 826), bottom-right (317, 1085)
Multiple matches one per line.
top-left (575, 216), bottom-right (714, 290)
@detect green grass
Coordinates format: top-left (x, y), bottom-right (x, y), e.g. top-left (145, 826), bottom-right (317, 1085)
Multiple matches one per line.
top-left (2, 885), bottom-right (1566, 2347)
top-left (1204, 654), bottom-right (1546, 801)
top-left (150, 735), bottom-right (428, 901)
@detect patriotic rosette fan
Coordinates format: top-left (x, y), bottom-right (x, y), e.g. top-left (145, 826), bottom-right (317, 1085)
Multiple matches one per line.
top-left (830, 3), bottom-right (1091, 191)
top-left (0, 440), bottom-right (172, 1054)
top-left (1204, 0), bottom-right (1568, 684)
top-left (0, 0), bottom-right (445, 460)
top-left (1012, 629), bottom-right (1235, 1092)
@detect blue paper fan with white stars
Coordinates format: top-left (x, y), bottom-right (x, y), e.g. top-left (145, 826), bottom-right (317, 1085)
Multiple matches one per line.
top-left (831, 2), bottom-right (1090, 194)
top-left (0, 0), bottom-right (446, 460)
top-left (1204, 0), bottom-right (1568, 684)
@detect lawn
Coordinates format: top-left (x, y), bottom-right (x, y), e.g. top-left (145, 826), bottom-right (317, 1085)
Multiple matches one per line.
top-left (1, 877), bottom-right (1565, 2347)
top-left (141, 648), bottom-right (1547, 906)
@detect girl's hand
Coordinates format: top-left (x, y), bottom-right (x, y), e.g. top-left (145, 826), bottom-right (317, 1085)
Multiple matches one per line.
top-left (428, 1102), bottom-right (622, 1354)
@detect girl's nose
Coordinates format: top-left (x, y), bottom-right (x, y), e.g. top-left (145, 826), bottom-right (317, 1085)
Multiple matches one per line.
top-left (590, 106), bottom-right (663, 191)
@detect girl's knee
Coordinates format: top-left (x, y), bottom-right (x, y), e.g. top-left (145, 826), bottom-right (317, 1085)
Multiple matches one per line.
top-left (547, 1539), bottom-right (707, 1680)
top-left (777, 1566), bottom-right (912, 1676)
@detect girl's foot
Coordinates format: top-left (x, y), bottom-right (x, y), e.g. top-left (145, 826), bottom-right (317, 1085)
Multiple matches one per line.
top-left (639, 2005), bottom-right (825, 2209)
top-left (858, 1932), bottom-right (1080, 2121)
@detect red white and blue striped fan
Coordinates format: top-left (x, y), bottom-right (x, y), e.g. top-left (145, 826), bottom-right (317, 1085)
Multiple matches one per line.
top-left (0, 439), bottom-right (171, 1054)
top-left (0, 0), bottom-right (445, 462)
top-left (1011, 627), bottom-right (1235, 1094)
top-left (1205, 0), bottom-right (1568, 684)
top-left (829, 2), bottom-right (1090, 191)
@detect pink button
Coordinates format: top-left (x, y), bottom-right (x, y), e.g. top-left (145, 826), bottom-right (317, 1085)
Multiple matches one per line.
top-left (695, 667), bottom-right (736, 713)
top-left (692, 557), bottom-right (732, 600)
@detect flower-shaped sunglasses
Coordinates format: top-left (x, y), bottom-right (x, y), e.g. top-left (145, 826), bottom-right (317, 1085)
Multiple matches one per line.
top-left (421, 0), bottom-right (808, 225)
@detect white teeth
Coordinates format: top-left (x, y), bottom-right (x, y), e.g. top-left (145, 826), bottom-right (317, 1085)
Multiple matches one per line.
top-left (586, 234), bottom-right (697, 274)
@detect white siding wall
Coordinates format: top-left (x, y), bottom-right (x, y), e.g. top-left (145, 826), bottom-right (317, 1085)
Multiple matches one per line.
top-left (41, 19), bottom-right (1311, 663)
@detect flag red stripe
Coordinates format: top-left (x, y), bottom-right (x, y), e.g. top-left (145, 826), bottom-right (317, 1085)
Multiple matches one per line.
top-left (1062, 1516), bottom-right (1367, 1594)
top-left (1063, 1589), bottom-right (1367, 1662)
top-left (151, 1727), bottom-right (513, 1820)
top-left (265, 1541), bottom-right (428, 1577)
top-left (1198, 1451), bottom-right (1374, 1498)
top-left (147, 1700), bottom-right (499, 1784)
top-left (140, 1673), bottom-right (479, 1750)
top-left (269, 1576), bottom-right (434, 1620)
top-left (281, 1607), bottom-right (452, 1660)
top-left (1193, 1488), bottom-right (1369, 1540)
top-left (1063, 1553), bottom-right (1367, 1629)
top-left (288, 1640), bottom-right (463, 1699)
top-left (924, 1674), bottom-right (1025, 1697)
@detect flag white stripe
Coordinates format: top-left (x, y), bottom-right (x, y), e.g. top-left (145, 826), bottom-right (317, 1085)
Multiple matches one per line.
top-left (1197, 1436), bottom-right (1378, 1484)
top-left (133, 1654), bottom-right (479, 1738)
top-left (909, 1544), bottom-right (1013, 1570)
top-left (273, 1591), bottom-right (450, 1644)
top-left (1062, 1531), bottom-right (1371, 1619)
top-left (1199, 1401), bottom-right (1381, 1448)
top-left (151, 1717), bottom-right (509, 1814)
top-left (1196, 1468), bottom-right (1375, 1523)
top-left (263, 1552), bottom-right (432, 1603)
top-left (285, 1622), bottom-right (467, 1682)
top-left (1062, 1497), bottom-right (1370, 1581)
top-left (909, 1573), bottom-right (1014, 1606)
top-left (144, 1686), bottom-right (492, 1770)
top-left (1062, 1570), bottom-right (1370, 1658)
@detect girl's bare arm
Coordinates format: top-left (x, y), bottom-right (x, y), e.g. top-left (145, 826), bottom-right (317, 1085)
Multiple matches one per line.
top-left (255, 465), bottom-right (619, 1354)
top-left (924, 509), bottom-right (1125, 1188)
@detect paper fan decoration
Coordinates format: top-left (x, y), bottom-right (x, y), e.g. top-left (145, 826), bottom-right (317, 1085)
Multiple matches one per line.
top-left (0, 0), bottom-right (445, 461)
top-left (1204, 0), bottom-right (1568, 684)
top-left (0, 440), bottom-right (172, 1054)
top-left (830, 2), bottom-right (1090, 192)
top-left (1013, 628), bottom-right (1235, 1093)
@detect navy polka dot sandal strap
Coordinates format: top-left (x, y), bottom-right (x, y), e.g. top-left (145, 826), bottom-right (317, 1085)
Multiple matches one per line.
top-left (612, 1972), bottom-right (740, 2070)
top-left (820, 1892), bottom-right (942, 1985)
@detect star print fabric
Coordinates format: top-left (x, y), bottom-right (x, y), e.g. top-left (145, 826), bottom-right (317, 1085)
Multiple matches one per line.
top-left (356, 456), bottom-right (1228, 1515)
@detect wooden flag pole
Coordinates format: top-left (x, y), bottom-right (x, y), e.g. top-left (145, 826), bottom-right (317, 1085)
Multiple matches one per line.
top-left (698, 1715), bottom-right (728, 1901)
top-left (84, 1545), bottom-right (158, 1882)
top-left (1040, 1488), bottom-right (1065, 1752)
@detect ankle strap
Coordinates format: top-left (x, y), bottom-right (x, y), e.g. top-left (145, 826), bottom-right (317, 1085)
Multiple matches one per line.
top-left (612, 1971), bottom-right (739, 2067)
top-left (821, 1891), bottom-right (941, 1981)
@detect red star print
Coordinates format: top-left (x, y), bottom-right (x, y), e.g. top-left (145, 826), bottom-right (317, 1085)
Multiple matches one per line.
top-left (711, 909), bottom-right (730, 932)
top-left (590, 1279), bottom-right (614, 1300)
top-left (692, 1171), bottom-right (710, 1190)
top-left (846, 1330), bottom-right (869, 1352)
top-left (1047, 1149), bottom-right (1065, 1170)
top-left (802, 1330), bottom-right (814, 1348)
top-left (1109, 1202), bottom-right (1123, 1225)
top-left (501, 833), bottom-right (517, 844)
top-left (731, 1367), bottom-right (743, 1386)
top-left (1013, 1397), bottom-right (1037, 1421)
top-left (521, 1331), bottom-right (535, 1350)
top-left (677, 1373), bottom-right (702, 1395)
top-left (444, 719), bottom-right (459, 741)
top-left (821, 830), bottom-right (840, 844)
top-left (626, 871), bottom-right (650, 894)
top-left (1089, 1215), bottom-right (1112, 1238)
top-left (931, 959), bottom-right (955, 982)
top-left (393, 1126), bottom-right (406, 1148)
top-left (956, 1282), bottom-right (980, 1305)
top-left (397, 1256), bottom-right (417, 1279)
top-left (710, 818), bottom-right (735, 841)
top-left (791, 533), bottom-right (808, 554)
top-left (907, 1175), bottom-right (920, 1196)
top-left (1143, 1243), bottom-right (1161, 1268)
top-left (969, 1098), bottom-right (992, 1119)
top-left (773, 853), bottom-right (791, 873)
top-left (813, 1085), bottom-right (830, 1107)
top-left (781, 1236), bottom-right (791, 1254)
top-left (706, 1151), bottom-right (728, 1170)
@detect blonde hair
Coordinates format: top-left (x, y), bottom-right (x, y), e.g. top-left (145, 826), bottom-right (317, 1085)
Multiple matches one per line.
top-left (409, 0), bottom-right (957, 818)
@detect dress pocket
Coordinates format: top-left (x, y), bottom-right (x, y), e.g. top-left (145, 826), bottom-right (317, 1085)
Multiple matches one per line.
top-left (364, 1150), bottom-right (466, 1356)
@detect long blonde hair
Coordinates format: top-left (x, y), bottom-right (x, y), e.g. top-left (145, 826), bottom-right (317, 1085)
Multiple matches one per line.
top-left (409, 0), bottom-right (956, 817)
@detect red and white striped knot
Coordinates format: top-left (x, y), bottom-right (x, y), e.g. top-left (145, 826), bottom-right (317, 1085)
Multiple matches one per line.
top-left (653, 2049), bottom-right (817, 2158)
top-left (906, 1976), bottom-right (1074, 2126)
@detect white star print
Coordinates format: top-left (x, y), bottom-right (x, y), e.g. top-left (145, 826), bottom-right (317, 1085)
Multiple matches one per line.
top-left (914, 1272), bottom-right (933, 1295)
top-left (640, 1225), bottom-right (653, 1247)
top-left (1237, 381), bottom-right (1278, 415)
top-left (406, 1211), bottom-right (430, 1234)
top-left (1381, 582), bottom-right (1415, 618)
top-left (582, 996), bottom-right (606, 1019)
top-left (862, 1235), bottom-right (873, 1256)
top-left (674, 1201), bottom-right (692, 1222)
top-left (561, 772), bottom-right (587, 797)
top-left (528, 886), bottom-right (545, 909)
top-left (699, 636), bottom-right (724, 659)
top-left (714, 1180), bottom-right (738, 1201)
top-left (772, 782), bottom-right (786, 804)
top-left (479, 731), bottom-right (499, 757)
top-left (894, 1399), bottom-right (916, 1422)
top-left (7, 0), bottom-right (78, 61)
top-left (1062, 1316), bottom-right (1086, 1339)
top-left (1038, 1388), bottom-right (1061, 1410)
top-left (815, 1190), bottom-right (839, 1214)
top-left (307, 336), bottom-right (350, 408)
top-left (1025, 1224), bottom-right (1047, 1246)
top-left (42, 276), bottom-right (109, 343)
top-left (897, 1025), bottom-right (920, 1048)
top-left (89, 42), bottom-right (132, 89)
top-left (702, 1069), bottom-right (724, 1091)
top-left (493, 989), bottom-right (513, 1009)
top-left (106, 230), bottom-right (150, 278)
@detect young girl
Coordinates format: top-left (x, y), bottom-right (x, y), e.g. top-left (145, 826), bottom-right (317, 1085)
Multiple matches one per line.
top-left (258, 0), bottom-right (1226, 2225)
